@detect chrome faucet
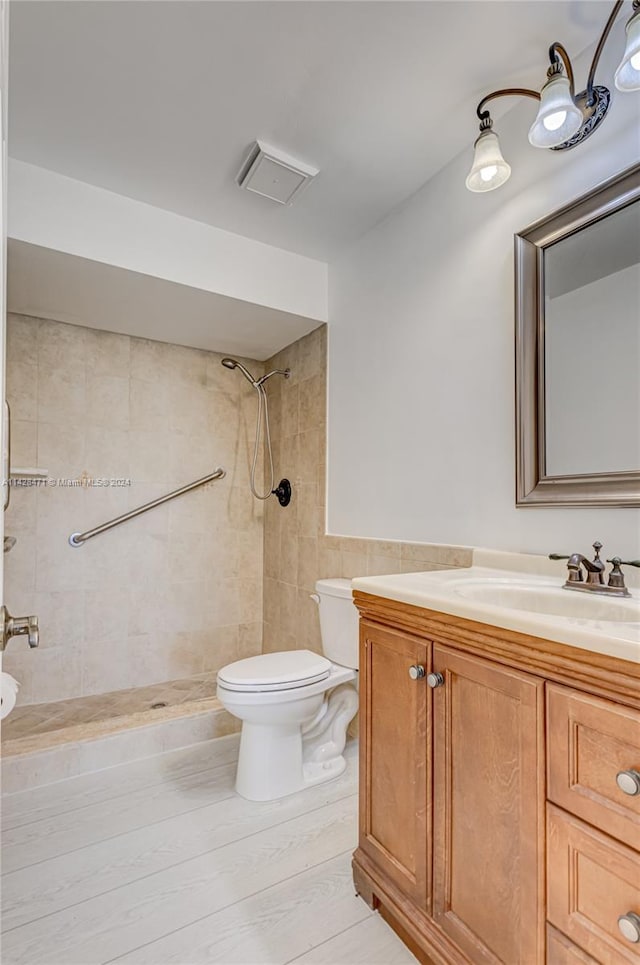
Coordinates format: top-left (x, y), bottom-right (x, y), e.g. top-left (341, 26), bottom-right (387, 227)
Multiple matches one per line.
top-left (549, 541), bottom-right (640, 598)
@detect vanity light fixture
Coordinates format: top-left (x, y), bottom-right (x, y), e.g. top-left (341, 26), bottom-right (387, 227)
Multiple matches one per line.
top-left (466, 0), bottom-right (640, 192)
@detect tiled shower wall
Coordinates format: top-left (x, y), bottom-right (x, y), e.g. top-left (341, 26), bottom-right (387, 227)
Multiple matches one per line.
top-left (4, 314), bottom-right (263, 705)
top-left (262, 324), bottom-right (473, 654)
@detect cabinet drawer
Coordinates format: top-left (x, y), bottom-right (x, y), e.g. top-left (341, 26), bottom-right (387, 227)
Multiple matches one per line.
top-left (546, 926), bottom-right (598, 964)
top-left (547, 804), bottom-right (640, 963)
top-left (547, 684), bottom-right (640, 850)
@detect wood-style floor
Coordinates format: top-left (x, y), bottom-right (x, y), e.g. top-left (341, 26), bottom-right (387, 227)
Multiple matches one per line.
top-left (1, 735), bottom-right (417, 964)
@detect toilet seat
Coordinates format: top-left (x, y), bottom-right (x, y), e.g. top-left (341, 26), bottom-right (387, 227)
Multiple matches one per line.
top-left (217, 650), bottom-right (332, 693)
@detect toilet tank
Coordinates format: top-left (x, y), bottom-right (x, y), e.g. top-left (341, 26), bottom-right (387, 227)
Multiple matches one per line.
top-left (314, 578), bottom-right (359, 669)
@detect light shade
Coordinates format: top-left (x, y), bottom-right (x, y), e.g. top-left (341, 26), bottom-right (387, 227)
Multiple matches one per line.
top-left (615, 9), bottom-right (640, 92)
top-left (528, 74), bottom-right (583, 148)
top-left (465, 129), bottom-right (511, 193)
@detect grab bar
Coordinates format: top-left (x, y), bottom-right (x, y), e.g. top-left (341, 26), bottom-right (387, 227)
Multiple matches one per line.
top-left (68, 468), bottom-right (226, 547)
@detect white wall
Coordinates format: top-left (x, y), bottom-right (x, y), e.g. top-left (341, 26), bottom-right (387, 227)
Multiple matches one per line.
top-left (328, 44), bottom-right (640, 558)
top-left (8, 159), bottom-right (328, 324)
top-left (545, 263), bottom-right (640, 476)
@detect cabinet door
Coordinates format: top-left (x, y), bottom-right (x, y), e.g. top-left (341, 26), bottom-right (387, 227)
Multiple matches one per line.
top-left (432, 644), bottom-right (545, 964)
top-left (359, 620), bottom-right (430, 910)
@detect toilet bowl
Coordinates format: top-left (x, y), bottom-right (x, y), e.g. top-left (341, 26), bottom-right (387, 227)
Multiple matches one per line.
top-left (217, 578), bottom-right (359, 801)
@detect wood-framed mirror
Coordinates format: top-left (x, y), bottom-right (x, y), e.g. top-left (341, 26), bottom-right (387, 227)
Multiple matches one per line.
top-left (515, 162), bottom-right (640, 507)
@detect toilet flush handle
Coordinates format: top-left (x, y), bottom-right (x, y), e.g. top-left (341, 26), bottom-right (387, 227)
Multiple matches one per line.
top-left (309, 593), bottom-right (321, 606)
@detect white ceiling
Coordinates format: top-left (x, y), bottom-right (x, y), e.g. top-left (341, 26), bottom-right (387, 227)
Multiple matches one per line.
top-left (7, 240), bottom-right (319, 360)
top-left (8, 1), bottom-right (610, 262)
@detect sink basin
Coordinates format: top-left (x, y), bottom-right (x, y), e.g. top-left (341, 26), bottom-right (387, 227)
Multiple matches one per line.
top-left (353, 560), bottom-right (640, 663)
top-left (452, 579), bottom-right (640, 624)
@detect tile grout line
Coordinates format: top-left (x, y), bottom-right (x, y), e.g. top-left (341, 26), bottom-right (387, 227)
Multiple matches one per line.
top-left (2, 791), bottom-right (358, 933)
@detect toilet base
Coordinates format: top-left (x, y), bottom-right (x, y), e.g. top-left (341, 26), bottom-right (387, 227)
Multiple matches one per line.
top-left (302, 754), bottom-right (347, 788)
top-left (234, 722), bottom-right (349, 802)
top-left (233, 681), bottom-right (357, 802)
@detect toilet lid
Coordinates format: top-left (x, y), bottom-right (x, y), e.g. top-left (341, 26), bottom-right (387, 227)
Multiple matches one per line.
top-left (217, 650), bottom-right (332, 692)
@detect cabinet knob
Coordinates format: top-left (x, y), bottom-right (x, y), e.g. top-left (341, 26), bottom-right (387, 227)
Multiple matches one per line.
top-left (409, 665), bottom-right (425, 680)
top-left (616, 769), bottom-right (640, 796)
top-left (618, 913), bottom-right (640, 943)
top-left (427, 672), bottom-right (444, 689)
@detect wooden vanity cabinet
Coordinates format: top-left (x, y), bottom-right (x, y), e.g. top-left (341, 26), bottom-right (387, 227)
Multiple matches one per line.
top-left (357, 620), bottom-right (431, 911)
top-left (432, 645), bottom-right (545, 965)
top-left (352, 591), bottom-right (640, 965)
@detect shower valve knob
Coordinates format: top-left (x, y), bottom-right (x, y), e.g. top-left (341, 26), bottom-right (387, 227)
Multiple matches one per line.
top-left (273, 478), bottom-right (292, 507)
top-left (0, 606), bottom-right (39, 650)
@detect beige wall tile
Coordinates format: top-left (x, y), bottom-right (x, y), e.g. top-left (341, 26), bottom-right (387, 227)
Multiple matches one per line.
top-left (279, 581), bottom-right (298, 638)
top-left (238, 622), bottom-right (262, 660)
top-left (202, 626), bottom-right (239, 673)
top-left (37, 422), bottom-right (85, 477)
top-left (38, 368), bottom-right (86, 425)
top-left (84, 328), bottom-right (130, 378)
top-left (7, 314), bottom-right (39, 364)
top-left (317, 543), bottom-right (342, 579)
top-left (130, 337), bottom-right (173, 383)
top-left (296, 429), bottom-right (320, 484)
top-left (298, 375), bottom-right (325, 432)
top-left (367, 554), bottom-right (404, 577)
top-left (8, 361), bottom-right (38, 422)
top-left (279, 527), bottom-right (298, 584)
top-left (297, 326), bottom-right (324, 382)
top-left (5, 487), bottom-right (37, 535)
top-left (4, 529), bottom-right (37, 596)
top-left (10, 419), bottom-right (38, 468)
top-left (86, 375), bottom-right (130, 430)
top-left (37, 590), bottom-right (86, 649)
top-left (280, 382), bottom-right (299, 439)
top-left (6, 315), bottom-right (264, 704)
top-left (38, 318), bottom-right (86, 369)
top-left (340, 550), bottom-right (368, 580)
top-left (400, 541), bottom-right (473, 567)
top-left (399, 559), bottom-right (450, 574)
top-left (297, 536), bottom-right (318, 591)
top-left (295, 482), bottom-right (320, 538)
top-left (130, 378), bottom-right (171, 432)
top-left (367, 540), bottom-right (402, 559)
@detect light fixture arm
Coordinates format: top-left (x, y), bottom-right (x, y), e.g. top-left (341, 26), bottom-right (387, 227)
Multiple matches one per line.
top-left (586, 0), bottom-right (626, 103)
top-left (548, 42), bottom-right (575, 94)
top-left (467, 0), bottom-right (640, 192)
top-left (476, 87), bottom-right (541, 124)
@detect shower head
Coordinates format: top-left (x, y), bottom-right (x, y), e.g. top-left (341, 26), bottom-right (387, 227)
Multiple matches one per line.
top-left (220, 357), bottom-right (258, 385)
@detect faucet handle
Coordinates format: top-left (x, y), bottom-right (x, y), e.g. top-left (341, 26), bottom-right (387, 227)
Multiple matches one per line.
top-left (592, 540), bottom-right (603, 560)
top-left (605, 557), bottom-right (640, 593)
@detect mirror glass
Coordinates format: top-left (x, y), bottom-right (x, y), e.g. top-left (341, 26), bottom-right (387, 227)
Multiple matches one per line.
top-left (543, 198), bottom-right (640, 477)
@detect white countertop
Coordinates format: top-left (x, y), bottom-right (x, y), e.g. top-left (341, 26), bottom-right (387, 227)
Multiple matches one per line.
top-left (352, 550), bottom-right (640, 664)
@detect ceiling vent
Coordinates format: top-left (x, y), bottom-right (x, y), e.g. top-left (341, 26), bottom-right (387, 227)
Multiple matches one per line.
top-left (236, 141), bottom-right (319, 205)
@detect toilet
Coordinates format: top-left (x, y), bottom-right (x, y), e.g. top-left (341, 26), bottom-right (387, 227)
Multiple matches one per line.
top-left (217, 578), bottom-right (359, 801)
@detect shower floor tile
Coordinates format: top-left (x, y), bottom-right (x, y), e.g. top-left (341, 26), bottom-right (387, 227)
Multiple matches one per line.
top-left (1, 673), bottom-right (217, 748)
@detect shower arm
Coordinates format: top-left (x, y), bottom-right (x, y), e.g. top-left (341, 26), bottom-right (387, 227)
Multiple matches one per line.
top-left (257, 368), bottom-right (290, 386)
